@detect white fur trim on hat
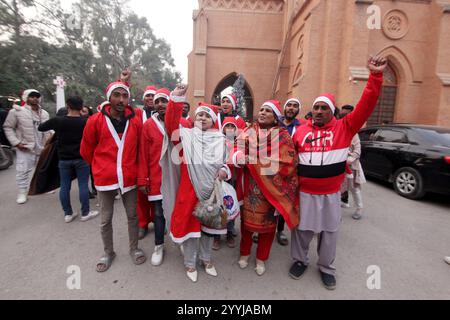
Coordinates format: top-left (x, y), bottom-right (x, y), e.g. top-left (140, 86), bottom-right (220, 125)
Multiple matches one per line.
top-left (284, 98), bottom-right (302, 110)
top-left (263, 101), bottom-right (282, 119)
top-left (107, 84), bottom-right (130, 101)
top-left (154, 93), bottom-right (170, 102)
top-left (313, 96), bottom-right (335, 114)
top-left (196, 106), bottom-right (218, 123)
top-left (222, 94), bottom-right (236, 110)
top-left (142, 90), bottom-right (156, 100)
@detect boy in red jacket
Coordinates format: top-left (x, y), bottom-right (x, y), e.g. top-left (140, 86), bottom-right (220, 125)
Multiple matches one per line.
top-left (81, 77), bottom-right (147, 272)
top-left (289, 56), bottom-right (387, 290)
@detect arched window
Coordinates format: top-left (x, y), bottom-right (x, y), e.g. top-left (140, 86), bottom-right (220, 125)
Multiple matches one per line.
top-left (212, 73), bottom-right (254, 121)
top-left (367, 64), bottom-right (398, 125)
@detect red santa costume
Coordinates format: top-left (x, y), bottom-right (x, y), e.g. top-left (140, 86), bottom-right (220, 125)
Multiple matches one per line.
top-left (218, 93), bottom-right (247, 131)
top-left (81, 81), bottom-right (141, 193)
top-left (138, 88), bottom-right (180, 233)
top-left (136, 88), bottom-right (169, 231)
top-left (165, 101), bottom-right (231, 243)
top-left (81, 80), bottom-right (145, 265)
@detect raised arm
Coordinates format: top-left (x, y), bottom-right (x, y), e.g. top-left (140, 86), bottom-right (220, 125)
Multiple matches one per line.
top-left (344, 56), bottom-right (387, 135)
top-left (165, 84), bottom-right (188, 139)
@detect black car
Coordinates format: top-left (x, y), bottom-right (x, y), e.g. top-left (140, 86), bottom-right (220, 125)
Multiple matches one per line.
top-left (359, 124), bottom-right (450, 199)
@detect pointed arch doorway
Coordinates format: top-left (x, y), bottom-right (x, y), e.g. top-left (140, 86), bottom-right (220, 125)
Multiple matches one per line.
top-left (212, 73), bottom-right (254, 121)
top-left (367, 64), bottom-right (398, 125)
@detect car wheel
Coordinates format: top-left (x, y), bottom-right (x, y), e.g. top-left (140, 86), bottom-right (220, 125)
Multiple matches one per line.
top-left (393, 167), bottom-right (425, 200)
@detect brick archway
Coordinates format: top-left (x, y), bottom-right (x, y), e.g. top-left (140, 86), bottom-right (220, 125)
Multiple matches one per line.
top-left (212, 73), bottom-right (254, 121)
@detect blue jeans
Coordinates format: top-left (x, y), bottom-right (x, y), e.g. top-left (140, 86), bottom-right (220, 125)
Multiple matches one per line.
top-left (58, 159), bottom-right (90, 216)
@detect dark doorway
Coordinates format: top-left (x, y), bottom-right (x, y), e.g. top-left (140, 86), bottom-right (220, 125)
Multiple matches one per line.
top-left (212, 73), bottom-right (254, 121)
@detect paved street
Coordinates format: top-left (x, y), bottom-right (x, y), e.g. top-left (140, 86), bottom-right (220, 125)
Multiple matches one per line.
top-left (0, 164), bottom-right (449, 300)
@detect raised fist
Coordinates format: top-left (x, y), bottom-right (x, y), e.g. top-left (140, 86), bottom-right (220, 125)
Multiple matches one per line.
top-left (367, 55), bottom-right (388, 74)
top-left (172, 84), bottom-right (188, 97)
top-left (120, 68), bottom-right (132, 83)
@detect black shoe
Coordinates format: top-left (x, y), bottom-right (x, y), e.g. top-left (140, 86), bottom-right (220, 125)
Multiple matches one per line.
top-left (252, 233), bottom-right (259, 243)
top-left (289, 261), bottom-right (307, 280)
top-left (320, 271), bottom-right (336, 290)
top-left (138, 227), bottom-right (149, 240)
top-left (89, 192), bottom-right (96, 199)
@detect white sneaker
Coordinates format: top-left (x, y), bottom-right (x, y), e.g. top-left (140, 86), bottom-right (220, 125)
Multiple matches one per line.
top-left (255, 260), bottom-right (266, 276)
top-left (65, 212), bottom-right (79, 223)
top-left (238, 256), bottom-right (250, 269)
top-left (444, 257), bottom-right (450, 265)
top-left (186, 269), bottom-right (198, 282)
top-left (151, 245), bottom-right (164, 266)
top-left (16, 193), bottom-right (27, 205)
top-left (80, 210), bottom-right (99, 222)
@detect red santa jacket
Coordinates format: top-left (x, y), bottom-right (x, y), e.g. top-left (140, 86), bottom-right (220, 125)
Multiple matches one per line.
top-left (292, 72), bottom-right (383, 195)
top-left (81, 103), bottom-right (142, 193)
top-left (138, 114), bottom-right (166, 201)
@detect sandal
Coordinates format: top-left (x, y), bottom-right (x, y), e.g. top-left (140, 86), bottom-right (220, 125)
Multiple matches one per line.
top-left (130, 249), bottom-right (147, 265)
top-left (277, 232), bottom-right (289, 246)
top-left (96, 253), bottom-right (116, 273)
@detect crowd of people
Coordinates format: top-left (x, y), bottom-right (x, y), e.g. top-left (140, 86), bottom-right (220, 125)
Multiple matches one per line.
top-left (2, 55), bottom-right (390, 289)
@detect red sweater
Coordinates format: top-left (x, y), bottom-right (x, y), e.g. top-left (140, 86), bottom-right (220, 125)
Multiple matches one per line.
top-left (292, 72), bottom-right (383, 195)
top-left (81, 103), bottom-right (141, 193)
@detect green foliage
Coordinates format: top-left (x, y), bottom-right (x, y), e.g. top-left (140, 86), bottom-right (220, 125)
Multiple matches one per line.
top-left (0, 0), bottom-right (181, 109)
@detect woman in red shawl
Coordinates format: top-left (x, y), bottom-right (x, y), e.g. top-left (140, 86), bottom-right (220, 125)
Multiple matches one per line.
top-left (232, 100), bottom-right (300, 276)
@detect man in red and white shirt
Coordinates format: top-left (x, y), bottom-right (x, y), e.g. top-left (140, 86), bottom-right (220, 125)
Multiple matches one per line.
top-left (289, 56), bottom-right (387, 290)
top-left (81, 78), bottom-right (147, 272)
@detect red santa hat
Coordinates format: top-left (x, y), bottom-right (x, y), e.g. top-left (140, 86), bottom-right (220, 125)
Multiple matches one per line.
top-left (154, 88), bottom-right (171, 102)
top-left (221, 94), bottom-right (237, 110)
top-left (142, 85), bottom-right (157, 100)
top-left (221, 117), bottom-right (238, 132)
top-left (284, 98), bottom-right (302, 111)
top-left (106, 81), bottom-right (130, 101)
top-left (313, 93), bottom-right (336, 114)
top-left (262, 100), bottom-right (283, 120)
top-left (195, 103), bottom-right (219, 123)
